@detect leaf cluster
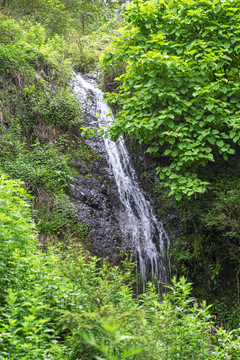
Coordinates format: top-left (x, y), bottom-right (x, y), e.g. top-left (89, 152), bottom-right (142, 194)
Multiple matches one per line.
top-left (103, 0), bottom-right (240, 199)
top-left (1, 178), bottom-right (240, 359)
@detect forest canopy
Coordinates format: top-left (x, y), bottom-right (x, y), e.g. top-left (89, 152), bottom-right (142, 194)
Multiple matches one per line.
top-left (104, 0), bottom-right (240, 199)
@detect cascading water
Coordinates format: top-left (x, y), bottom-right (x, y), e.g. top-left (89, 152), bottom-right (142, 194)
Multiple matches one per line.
top-left (71, 73), bottom-right (170, 292)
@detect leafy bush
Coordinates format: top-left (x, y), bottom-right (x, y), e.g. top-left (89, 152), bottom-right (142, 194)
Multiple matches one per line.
top-left (0, 176), bottom-right (76, 358)
top-left (58, 270), bottom-right (240, 360)
top-left (0, 175), bottom-right (35, 304)
top-left (37, 197), bottom-right (88, 238)
top-left (103, 0), bottom-right (240, 199)
top-left (1, 176), bottom-right (240, 359)
top-left (47, 89), bottom-right (83, 130)
top-left (0, 14), bottom-right (89, 249)
top-left (0, 137), bottom-right (72, 194)
top-left (0, 14), bottom-right (70, 81)
top-left (71, 46), bottom-right (98, 73)
top-left (67, 22), bottom-right (122, 73)
top-left (1, 0), bottom-right (122, 36)
top-left (1, 0), bottom-right (68, 36)
top-left (0, 16), bottom-right (73, 140)
top-left (0, 35), bottom-right (50, 75)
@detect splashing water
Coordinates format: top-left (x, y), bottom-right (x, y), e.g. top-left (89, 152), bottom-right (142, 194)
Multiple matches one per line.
top-left (71, 73), bottom-right (170, 292)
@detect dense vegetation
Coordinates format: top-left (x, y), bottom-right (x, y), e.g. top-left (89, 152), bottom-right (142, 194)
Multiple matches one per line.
top-left (104, 0), bottom-right (240, 199)
top-left (0, 1), bottom-right (105, 244)
top-left (103, 0), bottom-right (240, 329)
top-left (1, 0), bottom-right (240, 358)
top-left (1, 175), bottom-right (240, 359)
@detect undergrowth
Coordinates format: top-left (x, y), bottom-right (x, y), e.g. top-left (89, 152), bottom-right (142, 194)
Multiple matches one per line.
top-left (0, 13), bottom-right (93, 244)
top-left (1, 175), bottom-right (240, 359)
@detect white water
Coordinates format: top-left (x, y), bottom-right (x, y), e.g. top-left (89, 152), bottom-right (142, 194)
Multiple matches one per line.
top-left (72, 73), bottom-right (170, 292)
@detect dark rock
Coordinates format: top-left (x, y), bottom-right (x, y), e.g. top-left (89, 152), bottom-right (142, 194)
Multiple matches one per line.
top-left (71, 171), bottom-right (123, 258)
top-left (70, 75), bottom-right (123, 259)
top-left (74, 158), bottom-right (89, 175)
top-left (70, 73), bottom-right (173, 265)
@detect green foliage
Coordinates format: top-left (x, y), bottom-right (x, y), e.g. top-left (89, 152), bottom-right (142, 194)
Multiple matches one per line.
top-left (0, 175), bottom-right (35, 304)
top-left (0, 14), bottom-right (88, 246)
top-left (58, 269), bottom-right (240, 360)
top-left (103, 0), bottom-right (240, 198)
top-left (2, 0), bottom-right (69, 35)
top-left (136, 278), bottom-right (213, 360)
top-left (0, 287), bottom-right (65, 359)
top-left (37, 197), bottom-right (88, 238)
top-left (0, 17), bottom-right (52, 72)
top-left (1, 177), bottom-right (240, 359)
top-left (0, 133), bottom-right (89, 244)
top-left (67, 19), bottom-right (123, 73)
top-left (213, 298), bottom-right (240, 331)
top-left (56, 250), bottom-right (137, 360)
top-left (0, 15), bottom-right (74, 138)
top-left (0, 177), bottom-right (75, 358)
top-left (47, 89), bottom-right (82, 130)
top-left (71, 45), bottom-right (98, 73)
top-left (83, 319), bottom-right (142, 360)
top-left (70, 0), bottom-right (114, 34)
top-left (1, 0), bottom-right (123, 35)
top-left (0, 137), bottom-right (72, 195)
top-left (157, 163), bottom-right (240, 327)
top-left (204, 187), bottom-right (240, 239)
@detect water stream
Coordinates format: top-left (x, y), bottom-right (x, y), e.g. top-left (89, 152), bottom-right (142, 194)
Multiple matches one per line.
top-left (71, 73), bottom-right (170, 292)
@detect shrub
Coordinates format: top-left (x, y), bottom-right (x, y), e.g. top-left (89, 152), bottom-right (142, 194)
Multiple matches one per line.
top-left (0, 138), bottom-right (72, 195)
top-left (37, 197), bottom-right (88, 239)
top-left (0, 175), bottom-right (74, 358)
top-left (103, 0), bottom-right (240, 199)
top-left (0, 176), bottom-right (240, 359)
top-left (0, 175), bottom-right (35, 305)
top-left (47, 89), bottom-right (83, 130)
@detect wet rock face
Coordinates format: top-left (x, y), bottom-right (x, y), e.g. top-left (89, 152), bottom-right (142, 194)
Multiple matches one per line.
top-left (70, 74), bottom-right (123, 259)
top-left (71, 169), bottom-right (123, 258)
top-left (70, 73), bottom-right (172, 284)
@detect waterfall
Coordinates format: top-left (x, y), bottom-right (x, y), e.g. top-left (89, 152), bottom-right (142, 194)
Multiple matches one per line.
top-left (71, 73), bottom-right (170, 292)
